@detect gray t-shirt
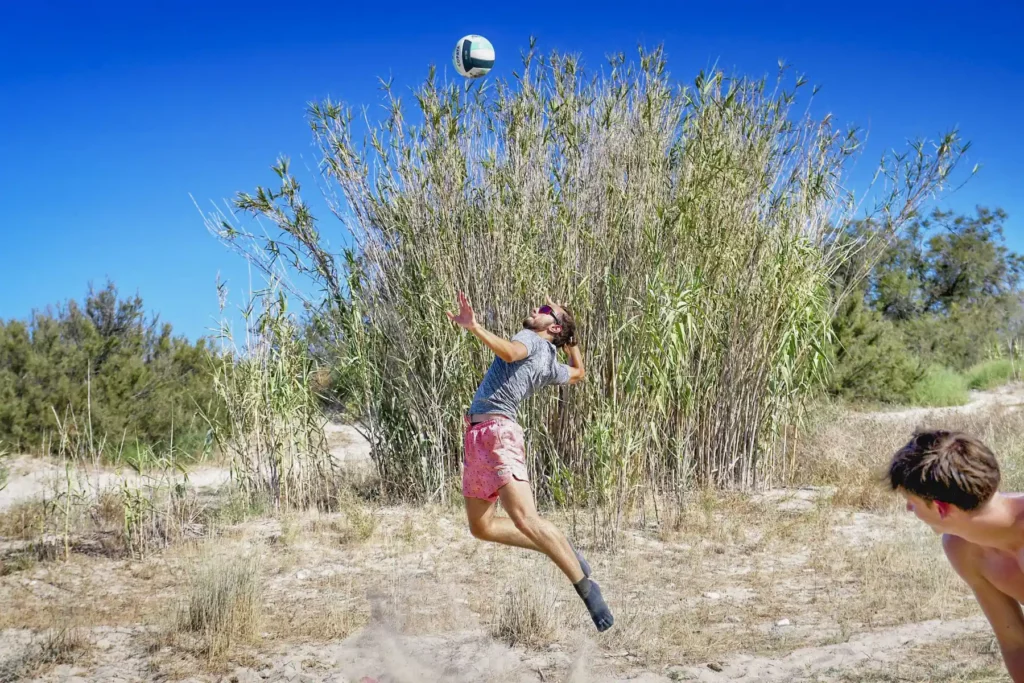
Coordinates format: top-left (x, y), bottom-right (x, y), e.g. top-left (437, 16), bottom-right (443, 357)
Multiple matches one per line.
top-left (468, 329), bottom-right (572, 420)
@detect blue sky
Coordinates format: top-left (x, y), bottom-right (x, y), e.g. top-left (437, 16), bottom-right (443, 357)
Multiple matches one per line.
top-left (2, 0), bottom-right (1022, 341)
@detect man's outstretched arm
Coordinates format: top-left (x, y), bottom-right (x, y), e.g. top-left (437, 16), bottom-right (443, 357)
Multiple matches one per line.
top-left (447, 292), bottom-right (528, 363)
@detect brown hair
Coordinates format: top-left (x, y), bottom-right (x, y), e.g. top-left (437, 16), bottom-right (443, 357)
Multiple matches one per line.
top-left (888, 430), bottom-right (1000, 511)
top-left (551, 306), bottom-right (577, 348)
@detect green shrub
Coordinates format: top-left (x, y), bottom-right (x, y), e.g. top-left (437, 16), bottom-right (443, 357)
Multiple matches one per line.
top-left (910, 366), bottom-right (969, 407)
top-left (966, 358), bottom-right (1016, 390)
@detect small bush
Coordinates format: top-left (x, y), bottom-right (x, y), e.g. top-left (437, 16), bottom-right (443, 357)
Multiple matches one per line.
top-left (0, 500), bottom-right (49, 540)
top-left (909, 366), bottom-right (969, 407)
top-left (491, 575), bottom-right (558, 647)
top-left (177, 550), bottom-right (263, 660)
top-left (966, 358), bottom-right (1016, 390)
top-left (0, 624), bottom-right (88, 681)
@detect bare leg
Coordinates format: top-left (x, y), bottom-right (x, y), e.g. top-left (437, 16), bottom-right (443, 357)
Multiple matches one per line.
top-left (465, 496), bottom-right (543, 551)
top-left (496, 479), bottom-right (584, 583)
top-left (466, 483), bottom-right (613, 632)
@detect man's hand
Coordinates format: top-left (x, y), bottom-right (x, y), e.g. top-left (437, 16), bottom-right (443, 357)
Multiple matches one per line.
top-left (446, 291), bottom-right (527, 363)
top-left (446, 292), bottom-right (478, 331)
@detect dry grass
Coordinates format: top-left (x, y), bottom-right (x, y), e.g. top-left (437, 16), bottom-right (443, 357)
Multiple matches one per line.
top-left (835, 633), bottom-right (1004, 682)
top-left (175, 548), bottom-right (263, 660)
top-left (0, 626), bottom-right (89, 682)
top-left (791, 401), bottom-right (1024, 510)
top-left (0, 499), bottom-right (49, 540)
top-left (0, 604), bottom-right (90, 683)
top-left (491, 575), bottom-right (560, 648)
top-left (1, 401), bottom-right (1020, 680)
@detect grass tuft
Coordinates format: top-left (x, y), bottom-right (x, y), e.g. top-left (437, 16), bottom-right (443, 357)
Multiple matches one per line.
top-left (176, 548), bottom-right (263, 660)
top-left (491, 575), bottom-right (559, 648)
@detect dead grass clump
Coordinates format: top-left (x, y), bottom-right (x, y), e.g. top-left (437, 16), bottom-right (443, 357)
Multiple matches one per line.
top-left (0, 499), bottom-right (49, 540)
top-left (265, 598), bottom-right (366, 642)
top-left (491, 576), bottom-right (559, 648)
top-left (176, 549), bottom-right (263, 660)
top-left (309, 505), bottom-right (377, 546)
top-left (0, 625), bottom-right (89, 682)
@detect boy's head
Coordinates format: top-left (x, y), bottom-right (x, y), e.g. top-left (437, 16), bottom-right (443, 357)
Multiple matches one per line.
top-left (889, 430), bottom-right (1000, 528)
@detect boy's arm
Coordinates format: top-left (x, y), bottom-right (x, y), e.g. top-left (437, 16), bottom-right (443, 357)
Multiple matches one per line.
top-left (970, 577), bottom-right (1024, 681)
top-left (446, 292), bottom-right (528, 363)
top-left (945, 534), bottom-right (1024, 681)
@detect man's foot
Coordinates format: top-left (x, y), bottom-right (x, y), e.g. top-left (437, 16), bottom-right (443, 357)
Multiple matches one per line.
top-left (570, 541), bottom-right (591, 578)
top-left (574, 578), bottom-right (614, 632)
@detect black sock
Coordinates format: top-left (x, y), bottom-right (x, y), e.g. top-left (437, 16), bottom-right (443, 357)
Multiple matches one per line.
top-left (570, 542), bottom-right (591, 578)
top-left (574, 578), bottom-right (614, 632)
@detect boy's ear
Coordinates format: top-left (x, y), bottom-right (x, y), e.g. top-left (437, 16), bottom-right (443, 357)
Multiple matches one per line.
top-left (936, 501), bottom-right (951, 518)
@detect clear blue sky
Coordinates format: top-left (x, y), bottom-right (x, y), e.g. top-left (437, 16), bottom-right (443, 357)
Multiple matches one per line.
top-left (2, 0), bottom-right (1022, 341)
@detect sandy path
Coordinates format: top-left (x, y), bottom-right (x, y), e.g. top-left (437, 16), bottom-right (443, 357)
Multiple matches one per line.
top-left (663, 617), bottom-right (990, 682)
top-left (851, 382), bottom-right (1024, 423)
top-left (0, 422), bottom-right (372, 512)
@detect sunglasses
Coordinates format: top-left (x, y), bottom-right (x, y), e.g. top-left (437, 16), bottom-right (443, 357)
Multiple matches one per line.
top-left (538, 305), bottom-right (563, 326)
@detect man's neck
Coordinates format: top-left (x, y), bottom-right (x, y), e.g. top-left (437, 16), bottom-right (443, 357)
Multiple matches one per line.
top-left (525, 327), bottom-right (555, 344)
top-left (950, 493), bottom-right (1024, 551)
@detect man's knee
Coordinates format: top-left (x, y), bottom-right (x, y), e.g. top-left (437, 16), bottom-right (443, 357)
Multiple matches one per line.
top-left (510, 510), bottom-right (544, 538)
top-left (469, 520), bottom-right (490, 540)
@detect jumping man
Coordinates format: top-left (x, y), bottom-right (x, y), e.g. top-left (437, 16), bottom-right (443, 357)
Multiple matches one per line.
top-left (446, 291), bottom-right (614, 632)
top-left (890, 429), bottom-right (1024, 681)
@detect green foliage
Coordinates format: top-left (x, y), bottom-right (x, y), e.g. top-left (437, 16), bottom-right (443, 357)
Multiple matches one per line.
top-left (0, 281), bottom-right (221, 460)
top-left (909, 365), bottom-right (970, 407)
top-left (205, 284), bottom-right (337, 512)
top-left (829, 289), bottom-right (922, 403)
top-left (208, 45), bottom-right (966, 506)
top-left (966, 358), bottom-right (1016, 390)
top-left (830, 207), bottom-right (1023, 403)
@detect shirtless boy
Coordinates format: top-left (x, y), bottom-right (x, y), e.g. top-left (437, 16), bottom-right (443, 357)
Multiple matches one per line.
top-left (890, 429), bottom-right (1024, 680)
top-left (446, 291), bottom-right (614, 632)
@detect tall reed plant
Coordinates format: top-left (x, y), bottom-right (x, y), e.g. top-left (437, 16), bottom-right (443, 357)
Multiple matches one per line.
top-left (205, 283), bottom-right (336, 511)
top-left (207, 44), bottom-right (969, 511)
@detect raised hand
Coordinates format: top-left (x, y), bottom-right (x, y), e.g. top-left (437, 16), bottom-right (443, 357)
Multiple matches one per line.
top-left (446, 291), bottom-right (478, 330)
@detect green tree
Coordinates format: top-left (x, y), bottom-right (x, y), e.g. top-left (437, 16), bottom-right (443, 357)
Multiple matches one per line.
top-left (830, 206), bottom-right (1023, 401)
top-left (0, 282), bottom-right (221, 460)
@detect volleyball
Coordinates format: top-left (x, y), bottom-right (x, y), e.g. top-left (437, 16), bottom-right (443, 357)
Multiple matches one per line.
top-left (453, 35), bottom-right (495, 78)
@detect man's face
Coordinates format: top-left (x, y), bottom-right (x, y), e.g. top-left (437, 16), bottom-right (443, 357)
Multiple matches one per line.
top-left (900, 490), bottom-right (948, 532)
top-left (523, 304), bottom-right (563, 333)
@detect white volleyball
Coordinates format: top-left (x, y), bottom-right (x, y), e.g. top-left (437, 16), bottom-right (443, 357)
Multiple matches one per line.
top-left (453, 35), bottom-right (495, 78)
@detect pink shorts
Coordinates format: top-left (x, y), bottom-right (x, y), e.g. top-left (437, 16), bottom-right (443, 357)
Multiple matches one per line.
top-left (462, 417), bottom-right (529, 502)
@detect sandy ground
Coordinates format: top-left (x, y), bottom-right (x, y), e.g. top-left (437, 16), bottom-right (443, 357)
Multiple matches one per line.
top-left (2, 395), bottom-right (1020, 682)
top-left (0, 422), bottom-right (371, 513)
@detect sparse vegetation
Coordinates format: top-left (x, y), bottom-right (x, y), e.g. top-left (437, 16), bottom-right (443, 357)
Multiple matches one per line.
top-left (176, 548), bottom-right (263, 661)
top-left (491, 575), bottom-right (559, 647)
top-left (205, 284), bottom-right (339, 513)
